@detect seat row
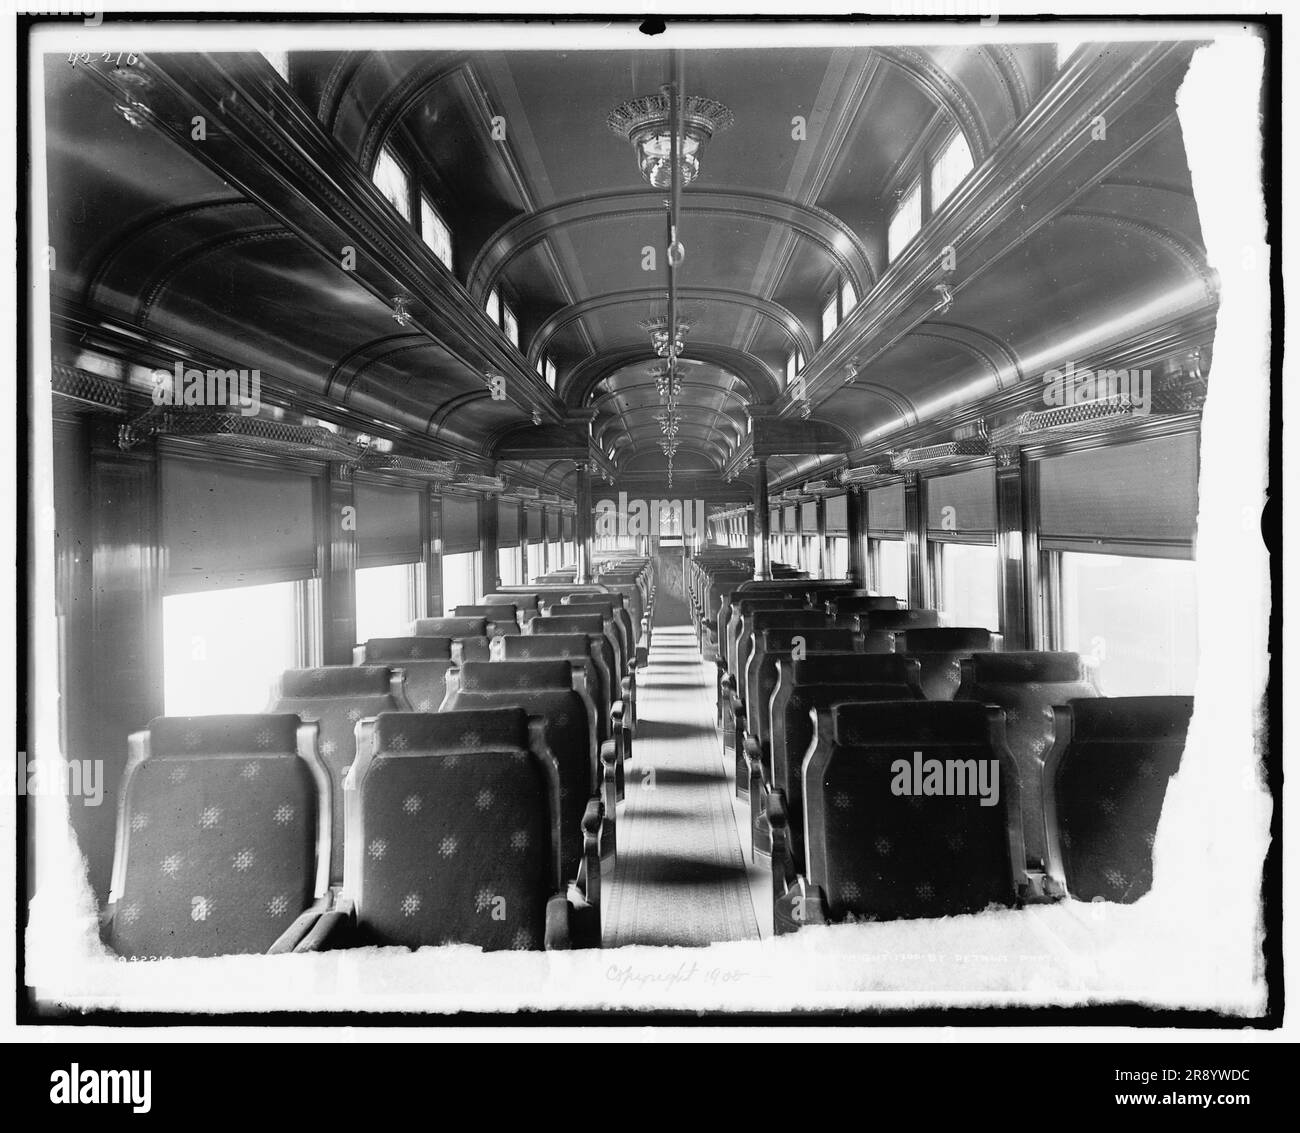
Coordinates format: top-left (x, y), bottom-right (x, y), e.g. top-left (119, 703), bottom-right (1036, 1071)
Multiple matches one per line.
top-left (103, 563), bottom-right (657, 959)
top-left (689, 566), bottom-right (1193, 930)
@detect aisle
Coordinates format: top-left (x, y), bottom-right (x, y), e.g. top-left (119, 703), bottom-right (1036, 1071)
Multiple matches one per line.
top-left (603, 591), bottom-right (761, 947)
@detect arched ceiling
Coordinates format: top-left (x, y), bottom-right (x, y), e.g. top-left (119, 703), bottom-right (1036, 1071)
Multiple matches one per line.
top-left (45, 34), bottom-right (1213, 493)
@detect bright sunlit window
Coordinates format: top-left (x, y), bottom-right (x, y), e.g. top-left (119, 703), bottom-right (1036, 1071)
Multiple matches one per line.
top-left (827, 536), bottom-right (849, 580)
top-left (355, 562), bottom-right (422, 643)
top-left (545, 357), bottom-right (557, 389)
top-left (840, 278), bottom-right (857, 318)
top-left (502, 302), bottom-right (520, 348)
top-left (785, 352), bottom-right (797, 386)
top-left (497, 547), bottom-right (521, 587)
top-left (163, 581), bottom-right (302, 714)
top-left (936, 542), bottom-right (1001, 631)
top-left (527, 542), bottom-right (544, 581)
top-left (1059, 551), bottom-right (1198, 695)
top-left (930, 130), bottom-right (974, 212)
top-left (485, 288), bottom-right (501, 327)
top-left (821, 293), bottom-right (839, 343)
top-left (442, 551), bottom-right (479, 611)
top-left (874, 538), bottom-right (909, 603)
top-left (372, 146), bottom-right (411, 221)
top-left (420, 195), bottom-right (453, 270)
top-left (888, 180), bottom-right (922, 262)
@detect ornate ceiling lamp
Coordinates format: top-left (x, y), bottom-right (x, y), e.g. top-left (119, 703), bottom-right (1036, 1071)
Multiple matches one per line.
top-left (607, 86), bottom-right (734, 189)
top-left (640, 315), bottom-right (693, 359)
top-left (655, 408), bottom-right (681, 438)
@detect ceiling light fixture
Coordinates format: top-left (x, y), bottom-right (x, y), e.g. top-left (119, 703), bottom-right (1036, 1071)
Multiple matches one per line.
top-left (607, 86), bottom-right (734, 190)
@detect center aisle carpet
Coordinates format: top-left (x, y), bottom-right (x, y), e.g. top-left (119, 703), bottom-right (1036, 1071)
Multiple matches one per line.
top-left (603, 589), bottom-right (760, 947)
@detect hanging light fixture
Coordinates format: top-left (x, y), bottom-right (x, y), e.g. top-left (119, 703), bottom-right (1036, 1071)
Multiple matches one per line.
top-left (607, 85), bottom-right (734, 189)
top-left (640, 315), bottom-right (692, 359)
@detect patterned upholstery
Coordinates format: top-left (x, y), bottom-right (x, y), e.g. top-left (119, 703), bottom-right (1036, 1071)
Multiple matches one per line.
top-left (357, 636), bottom-right (453, 713)
top-left (413, 616), bottom-right (488, 638)
top-left (527, 617), bottom-right (629, 738)
top-left (501, 634), bottom-right (613, 743)
top-left (746, 627), bottom-right (863, 742)
top-left (862, 609), bottom-right (941, 632)
top-left (896, 627), bottom-right (1002, 701)
top-left (735, 610), bottom-right (834, 713)
top-left (1046, 696), bottom-right (1193, 903)
top-left (564, 599), bottom-right (635, 661)
top-left (769, 658), bottom-right (924, 867)
top-left (442, 661), bottom-right (598, 887)
top-left (348, 709), bottom-right (560, 950)
top-left (269, 666), bottom-right (409, 881)
top-left (454, 605), bottom-right (521, 636)
top-left (955, 651), bottom-right (1101, 868)
top-left (108, 714), bottom-right (326, 958)
top-left (802, 702), bottom-right (1022, 923)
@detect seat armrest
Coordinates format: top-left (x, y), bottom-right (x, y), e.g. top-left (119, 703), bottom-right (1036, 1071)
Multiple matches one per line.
top-left (292, 899), bottom-right (356, 953)
top-left (579, 796), bottom-right (604, 910)
top-left (599, 739), bottom-right (619, 836)
top-left (742, 734), bottom-right (763, 774)
top-left (544, 893), bottom-right (572, 951)
top-left (268, 897), bottom-right (332, 954)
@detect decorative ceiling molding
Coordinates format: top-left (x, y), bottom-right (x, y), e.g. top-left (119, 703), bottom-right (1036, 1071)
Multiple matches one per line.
top-left (1050, 209), bottom-right (1218, 299)
top-left (318, 50), bottom-right (373, 133)
top-left (467, 189), bottom-right (875, 305)
top-left (529, 286), bottom-right (815, 366)
top-left (872, 46), bottom-right (995, 162)
top-left (909, 320), bottom-right (1025, 391)
top-left (353, 54), bottom-right (472, 172)
top-left (135, 226), bottom-right (290, 326)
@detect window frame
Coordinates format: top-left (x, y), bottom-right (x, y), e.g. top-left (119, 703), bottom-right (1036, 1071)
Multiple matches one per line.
top-left (887, 178), bottom-right (923, 263)
top-left (419, 193), bottom-right (454, 270)
top-left (371, 144), bottom-right (413, 222)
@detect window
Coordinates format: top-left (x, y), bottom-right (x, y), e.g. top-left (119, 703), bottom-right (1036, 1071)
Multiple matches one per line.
top-left (163, 581), bottom-right (307, 715)
top-left (485, 287), bottom-right (501, 327)
top-left (497, 546), bottom-right (521, 587)
top-left (261, 51), bottom-right (290, 82)
top-left (827, 536), bottom-right (849, 580)
top-left (442, 551), bottom-right (479, 611)
top-left (888, 181), bottom-right (922, 262)
top-left (548, 540), bottom-right (563, 568)
top-left (502, 302), bottom-right (520, 349)
top-left (1058, 551), bottom-right (1198, 695)
top-left (420, 195), bottom-right (453, 270)
top-left (545, 357), bottom-right (557, 389)
top-left (355, 562), bottom-right (423, 643)
top-left (785, 352), bottom-right (797, 387)
top-left (873, 538), bottom-right (909, 603)
top-left (930, 130), bottom-right (974, 212)
top-left (935, 542), bottom-right (1000, 631)
top-left (840, 278), bottom-right (857, 319)
top-left (821, 293), bottom-right (839, 343)
top-left (372, 146), bottom-right (411, 221)
top-left (527, 541), bottom-right (544, 581)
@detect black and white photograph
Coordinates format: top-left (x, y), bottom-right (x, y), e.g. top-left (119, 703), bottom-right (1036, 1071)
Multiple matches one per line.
top-left (9, 1), bottom-right (1290, 1069)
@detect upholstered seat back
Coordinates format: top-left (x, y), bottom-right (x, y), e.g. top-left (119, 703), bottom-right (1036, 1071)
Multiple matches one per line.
top-left (861, 609), bottom-right (942, 632)
top-left (804, 702), bottom-right (1021, 922)
top-left (895, 627), bottom-right (1002, 701)
top-left (109, 714), bottom-right (326, 958)
top-left (955, 651), bottom-right (1101, 866)
top-left (827, 595), bottom-right (901, 618)
top-left (725, 597), bottom-right (796, 674)
top-left (746, 627), bottom-right (863, 740)
top-left (500, 633), bottom-right (612, 743)
top-left (356, 636), bottom-right (454, 712)
top-left (348, 708), bottom-right (558, 950)
top-left (269, 666), bottom-right (408, 880)
top-left (563, 601), bottom-right (633, 669)
top-left (736, 610), bottom-right (834, 702)
top-left (1047, 696), bottom-right (1193, 903)
top-left (441, 661), bottom-right (596, 885)
top-left (453, 605), bottom-right (521, 636)
top-left (537, 612), bottom-right (624, 677)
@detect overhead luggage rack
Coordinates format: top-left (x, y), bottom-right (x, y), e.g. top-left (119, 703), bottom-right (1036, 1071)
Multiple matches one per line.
top-left (990, 398), bottom-right (1145, 447)
top-left (354, 451), bottom-right (458, 482)
top-left (839, 463), bottom-right (896, 487)
top-left (117, 409), bottom-right (364, 459)
top-left (890, 437), bottom-right (990, 471)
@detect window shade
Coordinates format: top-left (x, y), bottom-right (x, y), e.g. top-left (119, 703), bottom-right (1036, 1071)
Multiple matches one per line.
top-left (801, 501), bottom-right (818, 530)
top-left (925, 465), bottom-right (995, 541)
top-left (497, 500), bottom-right (520, 547)
top-left (782, 505), bottom-right (797, 532)
top-left (866, 483), bottom-right (905, 535)
top-left (825, 493), bottom-right (848, 533)
top-left (162, 456), bottom-right (317, 593)
top-left (441, 493), bottom-right (480, 555)
top-left (546, 510), bottom-right (560, 541)
top-left (1038, 432), bottom-right (1198, 558)
top-left (526, 507), bottom-right (543, 542)
top-left (562, 514), bottom-right (574, 543)
top-left (769, 508), bottom-right (779, 535)
top-left (354, 480), bottom-right (422, 567)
